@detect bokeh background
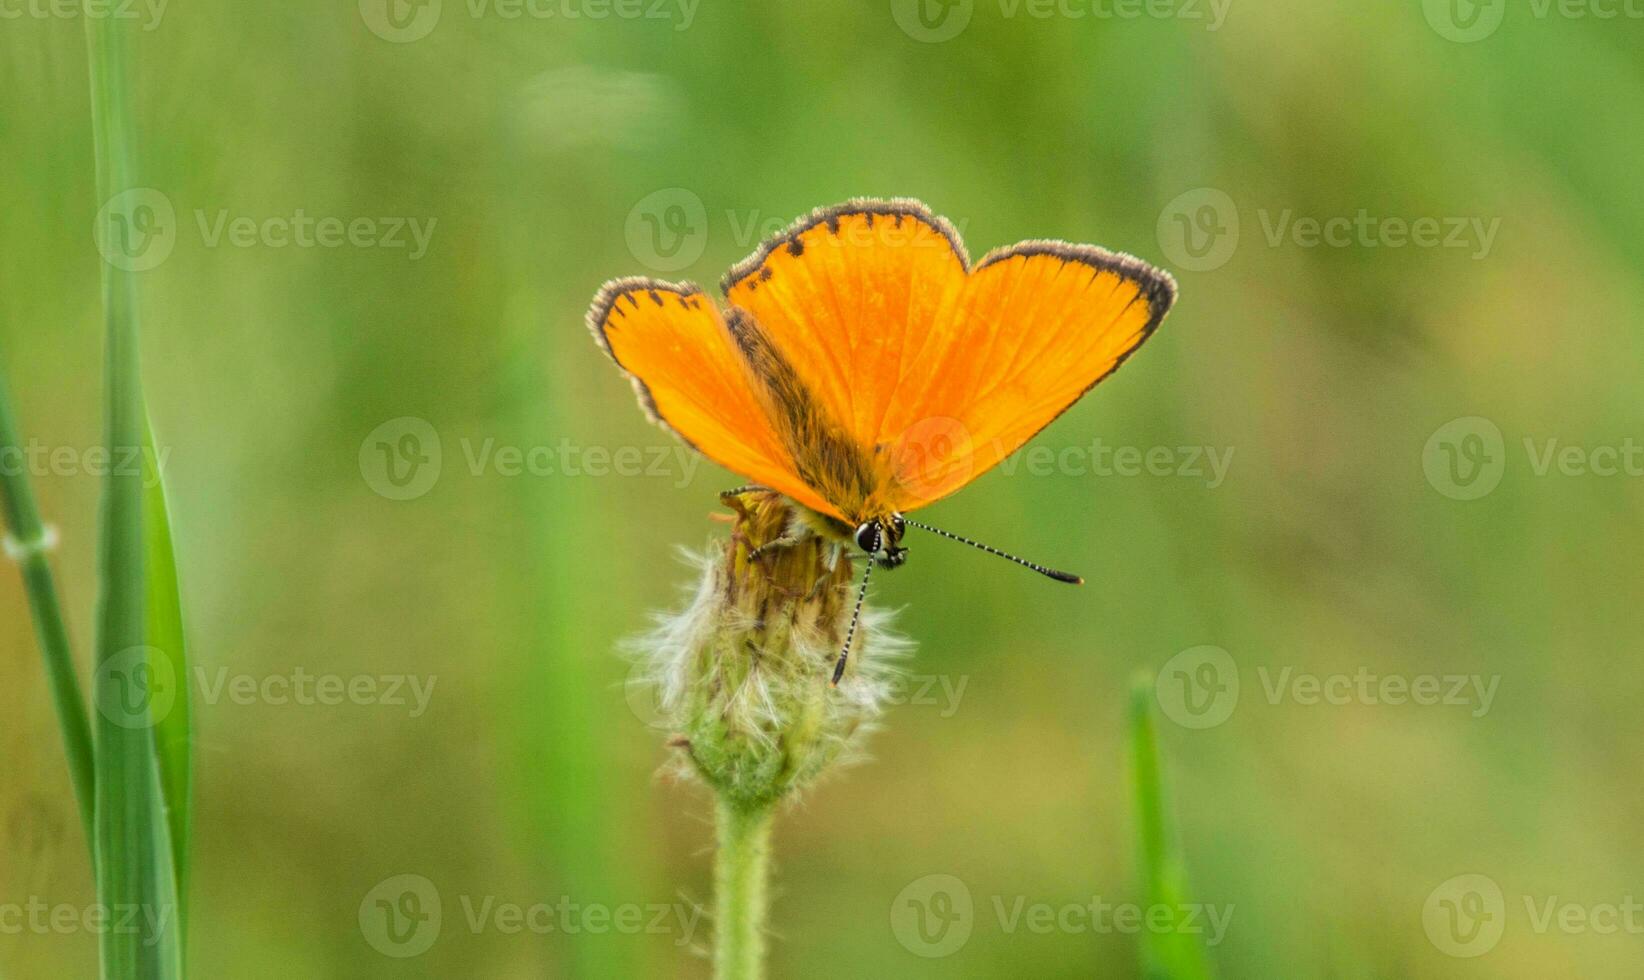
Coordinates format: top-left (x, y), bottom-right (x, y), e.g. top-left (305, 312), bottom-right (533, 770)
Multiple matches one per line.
top-left (4, 1), bottom-right (1643, 976)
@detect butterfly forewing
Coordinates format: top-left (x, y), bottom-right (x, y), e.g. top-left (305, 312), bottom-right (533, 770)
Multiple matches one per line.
top-left (587, 276), bottom-right (841, 518)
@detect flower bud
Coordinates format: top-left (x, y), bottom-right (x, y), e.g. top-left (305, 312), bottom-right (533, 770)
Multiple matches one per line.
top-left (633, 489), bottom-right (905, 809)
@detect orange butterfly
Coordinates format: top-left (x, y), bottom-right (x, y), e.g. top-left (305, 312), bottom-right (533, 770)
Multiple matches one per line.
top-left (589, 198), bottom-right (1176, 679)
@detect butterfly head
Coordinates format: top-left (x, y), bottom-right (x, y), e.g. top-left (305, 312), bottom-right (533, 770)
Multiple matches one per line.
top-left (854, 514), bottom-right (908, 569)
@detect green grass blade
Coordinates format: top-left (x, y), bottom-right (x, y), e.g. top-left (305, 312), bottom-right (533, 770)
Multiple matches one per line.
top-left (84, 8), bottom-right (184, 978)
top-left (143, 413), bottom-right (192, 922)
top-left (1128, 672), bottom-right (1215, 980)
top-left (0, 372), bottom-right (96, 854)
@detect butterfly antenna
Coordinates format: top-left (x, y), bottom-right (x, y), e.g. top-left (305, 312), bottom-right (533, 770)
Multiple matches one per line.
top-left (831, 557), bottom-right (873, 686)
top-left (902, 518), bottom-right (1083, 584)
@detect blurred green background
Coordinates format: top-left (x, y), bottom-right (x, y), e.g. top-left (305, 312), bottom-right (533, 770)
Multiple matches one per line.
top-left (4, 1), bottom-right (1643, 976)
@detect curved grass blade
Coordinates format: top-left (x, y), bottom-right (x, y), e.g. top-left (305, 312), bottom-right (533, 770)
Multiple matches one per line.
top-left (143, 413), bottom-right (192, 925)
top-left (0, 372), bottom-right (96, 854)
top-left (1128, 671), bottom-right (1215, 980)
top-left (84, 7), bottom-right (184, 977)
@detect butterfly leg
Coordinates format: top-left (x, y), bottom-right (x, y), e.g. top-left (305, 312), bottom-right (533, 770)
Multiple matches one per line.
top-left (747, 527), bottom-right (803, 563)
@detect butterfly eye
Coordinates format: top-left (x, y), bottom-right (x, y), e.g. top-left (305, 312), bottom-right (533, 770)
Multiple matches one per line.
top-left (854, 522), bottom-right (880, 553)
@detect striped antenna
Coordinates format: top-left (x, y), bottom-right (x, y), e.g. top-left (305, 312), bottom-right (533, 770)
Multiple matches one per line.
top-left (902, 518), bottom-right (1083, 584)
top-left (830, 557), bottom-right (873, 686)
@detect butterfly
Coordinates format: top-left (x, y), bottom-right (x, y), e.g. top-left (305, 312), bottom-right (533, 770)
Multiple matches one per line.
top-left (588, 198), bottom-right (1176, 681)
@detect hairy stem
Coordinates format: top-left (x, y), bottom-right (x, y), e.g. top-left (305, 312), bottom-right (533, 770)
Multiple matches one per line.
top-left (714, 799), bottom-right (774, 980)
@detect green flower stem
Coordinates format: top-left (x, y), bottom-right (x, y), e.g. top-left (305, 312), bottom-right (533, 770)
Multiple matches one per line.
top-left (714, 799), bottom-right (774, 980)
top-left (0, 375), bottom-right (96, 853)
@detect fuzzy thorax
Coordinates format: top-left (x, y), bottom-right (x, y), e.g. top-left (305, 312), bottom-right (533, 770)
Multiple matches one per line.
top-left (632, 489), bottom-right (906, 810)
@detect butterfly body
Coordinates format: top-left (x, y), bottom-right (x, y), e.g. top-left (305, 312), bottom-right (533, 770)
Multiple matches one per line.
top-left (853, 514), bottom-right (909, 569)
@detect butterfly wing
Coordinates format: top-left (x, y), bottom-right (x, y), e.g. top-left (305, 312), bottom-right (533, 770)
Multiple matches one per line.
top-left (722, 199), bottom-right (971, 454)
top-left (587, 277), bottom-right (843, 519)
top-left (882, 241), bottom-right (1176, 510)
top-left (721, 200), bottom-right (1176, 516)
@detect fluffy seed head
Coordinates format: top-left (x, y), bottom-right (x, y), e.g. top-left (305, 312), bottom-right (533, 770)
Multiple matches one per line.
top-left (629, 489), bottom-right (906, 809)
